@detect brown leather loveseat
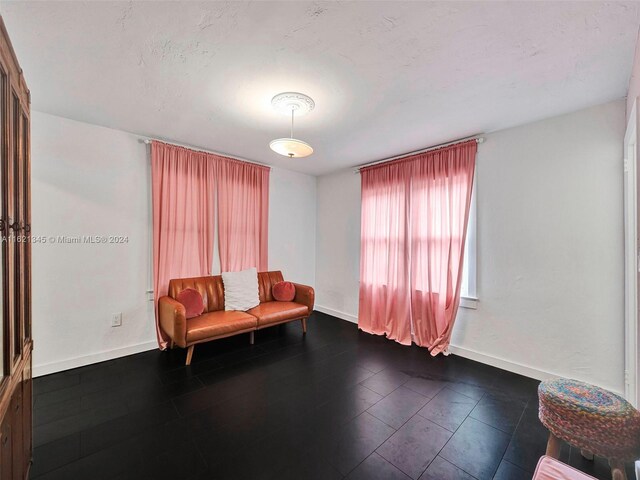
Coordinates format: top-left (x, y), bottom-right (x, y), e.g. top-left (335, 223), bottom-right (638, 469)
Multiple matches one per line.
top-left (158, 271), bottom-right (314, 365)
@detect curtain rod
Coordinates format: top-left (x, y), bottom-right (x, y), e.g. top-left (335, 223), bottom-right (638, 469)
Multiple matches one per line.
top-left (353, 135), bottom-right (485, 173)
top-left (141, 138), bottom-right (271, 169)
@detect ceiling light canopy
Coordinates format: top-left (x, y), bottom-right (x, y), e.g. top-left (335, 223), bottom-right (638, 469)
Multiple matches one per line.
top-left (269, 92), bottom-right (315, 158)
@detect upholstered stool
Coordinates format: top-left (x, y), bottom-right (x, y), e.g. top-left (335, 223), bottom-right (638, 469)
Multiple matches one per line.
top-left (533, 456), bottom-right (597, 480)
top-left (538, 379), bottom-right (640, 480)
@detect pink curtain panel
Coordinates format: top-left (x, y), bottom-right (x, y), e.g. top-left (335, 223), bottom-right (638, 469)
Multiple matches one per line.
top-left (358, 140), bottom-right (476, 355)
top-left (151, 141), bottom-right (216, 349)
top-left (217, 157), bottom-right (270, 273)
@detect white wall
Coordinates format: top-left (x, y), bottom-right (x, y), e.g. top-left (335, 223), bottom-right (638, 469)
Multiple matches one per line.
top-left (626, 29), bottom-right (640, 407)
top-left (315, 168), bottom-right (361, 323)
top-left (31, 111), bottom-right (155, 376)
top-left (268, 167), bottom-right (316, 287)
top-left (627, 30), bottom-right (640, 123)
top-left (31, 111), bottom-right (316, 376)
top-left (315, 100), bottom-right (626, 393)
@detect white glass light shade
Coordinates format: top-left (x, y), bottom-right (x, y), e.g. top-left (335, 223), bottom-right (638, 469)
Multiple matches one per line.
top-left (269, 137), bottom-right (314, 158)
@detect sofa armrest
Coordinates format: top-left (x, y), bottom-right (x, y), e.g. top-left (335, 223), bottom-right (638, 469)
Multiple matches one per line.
top-left (291, 283), bottom-right (315, 315)
top-left (158, 296), bottom-right (187, 348)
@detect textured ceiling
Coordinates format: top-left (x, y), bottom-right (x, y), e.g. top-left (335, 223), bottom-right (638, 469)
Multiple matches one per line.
top-left (2, 1), bottom-right (639, 175)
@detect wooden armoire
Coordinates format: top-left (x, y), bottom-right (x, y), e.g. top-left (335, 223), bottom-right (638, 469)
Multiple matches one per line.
top-left (0, 16), bottom-right (33, 480)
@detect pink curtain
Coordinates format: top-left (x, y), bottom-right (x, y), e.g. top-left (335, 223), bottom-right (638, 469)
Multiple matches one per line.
top-left (410, 141), bottom-right (476, 354)
top-left (151, 141), bottom-right (216, 349)
top-left (358, 140), bottom-right (476, 355)
top-left (359, 162), bottom-right (413, 345)
top-left (217, 158), bottom-right (270, 272)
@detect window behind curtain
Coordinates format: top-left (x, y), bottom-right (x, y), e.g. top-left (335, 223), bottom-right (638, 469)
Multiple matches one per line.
top-left (361, 169), bottom-right (476, 298)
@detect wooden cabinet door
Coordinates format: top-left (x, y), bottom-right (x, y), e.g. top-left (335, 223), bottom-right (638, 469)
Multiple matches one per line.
top-left (9, 387), bottom-right (22, 480)
top-left (0, 416), bottom-right (10, 480)
top-left (0, 15), bottom-right (32, 480)
top-left (8, 89), bottom-right (23, 366)
top-left (20, 368), bottom-right (30, 475)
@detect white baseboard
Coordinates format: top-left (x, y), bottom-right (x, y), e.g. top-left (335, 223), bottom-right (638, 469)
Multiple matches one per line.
top-left (316, 307), bottom-right (624, 394)
top-left (447, 344), bottom-right (559, 382)
top-left (314, 305), bottom-right (358, 324)
top-left (33, 340), bottom-right (158, 377)
top-left (448, 344), bottom-right (624, 395)
top-left (315, 307), bottom-right (553, 381)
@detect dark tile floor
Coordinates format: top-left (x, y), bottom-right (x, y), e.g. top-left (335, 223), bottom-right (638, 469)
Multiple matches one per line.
top-left (30, 312), bottom-right (633, 480)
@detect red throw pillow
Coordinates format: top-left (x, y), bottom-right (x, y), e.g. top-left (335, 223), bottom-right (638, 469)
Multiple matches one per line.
top-left (272, 281), bottom-right (295, 302)
top-left (176, 288), bottom-right (204, 319)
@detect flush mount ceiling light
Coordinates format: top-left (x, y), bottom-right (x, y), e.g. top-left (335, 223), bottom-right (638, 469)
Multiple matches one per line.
top-left (269, 92), bottom-right (315, 158)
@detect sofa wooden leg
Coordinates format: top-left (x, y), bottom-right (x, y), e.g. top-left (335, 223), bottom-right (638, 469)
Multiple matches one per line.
top-left (249, 331), bottom-right (254, 345)
top-left (301, 318), bottom-right (307, 334)
top-left (185, 345), bottom-right (194, 366)
top-left (610, 459), bottom-right (627, 480)
top-left (545, 432), bottom-right (562, 458)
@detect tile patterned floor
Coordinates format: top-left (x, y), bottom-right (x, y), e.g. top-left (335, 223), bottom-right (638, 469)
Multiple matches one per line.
top-left (30, 312), bottom-right (634, 479)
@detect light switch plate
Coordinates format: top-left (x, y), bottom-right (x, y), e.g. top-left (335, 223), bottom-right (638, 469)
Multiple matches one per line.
top-left (111, 312), bottom-right (122, 327)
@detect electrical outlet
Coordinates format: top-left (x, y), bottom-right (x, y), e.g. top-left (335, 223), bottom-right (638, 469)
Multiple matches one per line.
top-left (111, 312), bottom-right (122, 327)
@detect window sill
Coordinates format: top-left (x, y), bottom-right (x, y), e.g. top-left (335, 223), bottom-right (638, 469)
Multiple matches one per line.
top-left (460, 296), bottom-right (478, 310)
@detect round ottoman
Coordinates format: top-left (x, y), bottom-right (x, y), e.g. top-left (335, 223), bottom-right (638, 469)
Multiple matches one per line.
top-left (538, 378), bottom-right (640, 480)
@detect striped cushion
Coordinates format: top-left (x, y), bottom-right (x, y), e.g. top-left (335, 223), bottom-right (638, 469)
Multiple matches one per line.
top-left (533, 456), bottom-right (596, 480)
